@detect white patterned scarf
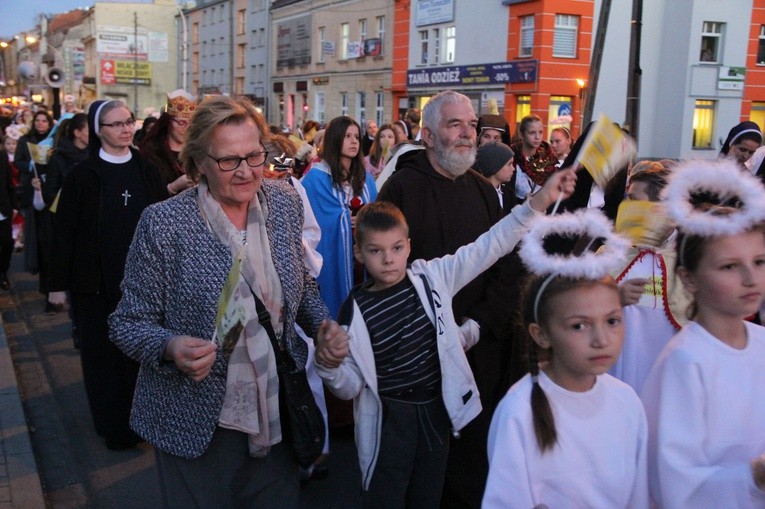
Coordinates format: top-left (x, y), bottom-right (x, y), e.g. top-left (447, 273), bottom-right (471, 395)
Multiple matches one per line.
top-left (197, 179), bottom-right (284, 457)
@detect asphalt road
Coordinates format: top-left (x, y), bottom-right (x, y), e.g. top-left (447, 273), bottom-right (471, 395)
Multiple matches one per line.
top-left (2, 253), bottom-right (362, 508)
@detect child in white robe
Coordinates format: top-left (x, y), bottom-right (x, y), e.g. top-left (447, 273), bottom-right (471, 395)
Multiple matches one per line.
top-left (609, 163), bottom-right (691, 394)
top-left (483, 210), bottom-right (649, 509)
top-left (640, 159), bottom-right (765, 508)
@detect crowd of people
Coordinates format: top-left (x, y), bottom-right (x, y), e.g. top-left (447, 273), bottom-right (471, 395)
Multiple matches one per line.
top-left (1, 89), bottom-right (764, 509)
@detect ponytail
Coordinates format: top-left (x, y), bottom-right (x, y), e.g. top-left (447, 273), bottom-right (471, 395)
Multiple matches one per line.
top-left (528, 345), bottom-right (557, 452)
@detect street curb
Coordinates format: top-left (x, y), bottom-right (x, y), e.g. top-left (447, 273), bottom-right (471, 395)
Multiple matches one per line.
top-left (0, 315), bottom-right (46, 509)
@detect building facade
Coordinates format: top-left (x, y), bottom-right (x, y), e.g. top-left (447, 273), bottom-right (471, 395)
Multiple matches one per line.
top-left (392, 0), bottom-right (522, 126)
top-left (270, 0), bottom-right (394, 130)
top-left (90, 0), bottom-right (180, 115)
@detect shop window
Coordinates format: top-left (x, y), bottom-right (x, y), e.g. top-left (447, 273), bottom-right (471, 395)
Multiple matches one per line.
top-left (444, 27), bottom-right (456, 63)
top-left (516, 95), bottom-right (531, 127)
top-left (700, 22), bottom-right (723, 64)
top-left (376, 92), bottom-right (384, 126)
top-left (340, 23), bottom-right (349, 60)
top-left (237, 9), bottom-right (245, 35)
top-left (377, 16), bottom-right (386, 48)
top-left (237, 43), bottom-right (246, 68)
top-left (315, 92), bottom-right (325, 123)
top-left (750, 102), bottom-right (765, 133)
top-left (357, 92), bottom-right (367, 127)
top-left (420, 30), bottom-right (429, 65)
top-left (548, 96), bottom-right (573, 135)
top-left (418, 26), bottom-right (455, 65)
top-left (553, 15), bottom-right (578, 58)
top-left (692, 99), bottom-right (715, 149)
top-left (318, 27), bottom-right (326, 63)
top-left (520, 16), bottom-right (534, 57)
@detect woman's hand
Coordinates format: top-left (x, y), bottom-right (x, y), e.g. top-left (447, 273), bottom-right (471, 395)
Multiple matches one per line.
top-left (315, 319), bottom-right (349, 369)
top-left (619, 278), bottom-right (650, 306)
top-left (528, 166), bottom-right (578, 213)
top-left (163, 335), bottom-right (218, 382)
top-left (48, 291), bottom-right (67, 307)
top-left (167, 175), bottom-right (194, 195)
top-left (31, 177), bottom-right (42, 191)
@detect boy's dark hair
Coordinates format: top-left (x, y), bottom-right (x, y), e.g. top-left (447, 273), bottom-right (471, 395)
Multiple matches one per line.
top-left (520, 275), bottom-right (619, 453)
top-left (354, 201), bottom-right (409, 246)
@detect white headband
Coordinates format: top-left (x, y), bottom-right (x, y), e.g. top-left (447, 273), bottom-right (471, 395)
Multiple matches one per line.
top-left (519, 209), bottom-right (630, 322)
top-left (729, 128), bottom-right (762, 147)
top-left (93, 100), bottom-right (122, 135)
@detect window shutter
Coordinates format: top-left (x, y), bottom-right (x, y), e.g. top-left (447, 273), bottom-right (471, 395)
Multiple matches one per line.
top-left (554, 28), bottom-right (576, 57)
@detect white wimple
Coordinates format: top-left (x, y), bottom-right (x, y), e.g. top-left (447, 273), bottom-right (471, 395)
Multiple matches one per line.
top-left (519, 209), bottom-right (630, 279)
top-left (662, 159), bottom-right (765, 236)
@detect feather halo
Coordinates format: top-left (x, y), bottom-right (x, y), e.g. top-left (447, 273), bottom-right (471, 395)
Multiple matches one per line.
top-left (519, 209), bottom-right (630, 280)
top-left (662, 158), bottom-right (765, 236)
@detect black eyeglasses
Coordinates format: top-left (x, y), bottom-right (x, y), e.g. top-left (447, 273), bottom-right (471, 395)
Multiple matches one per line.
top-left (100, 119), bottom-right (136, 129)
top-left (207, 151), bottom-right (269, 172)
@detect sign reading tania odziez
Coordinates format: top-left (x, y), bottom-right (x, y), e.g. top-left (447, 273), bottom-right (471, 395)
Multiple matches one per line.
top-left (407, 60), bottom-right (538, 88)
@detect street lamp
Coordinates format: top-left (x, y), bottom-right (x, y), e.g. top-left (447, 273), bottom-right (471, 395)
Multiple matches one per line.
top-left (576, 79), bottom-right (587, 135)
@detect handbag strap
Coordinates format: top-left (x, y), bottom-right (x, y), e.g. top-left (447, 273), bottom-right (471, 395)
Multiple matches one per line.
top-left (251, 287), bottom-right (294, 374)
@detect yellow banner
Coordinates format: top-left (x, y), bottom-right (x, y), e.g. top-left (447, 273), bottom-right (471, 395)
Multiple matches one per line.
top-left (114, 60), bottom-right (152, 84)
top-left (27, 142), bottom-right (50, 165)
top-left (615, 200), bottom-right (671, 247)
top-left (576, 113), bottom-right (637, 188)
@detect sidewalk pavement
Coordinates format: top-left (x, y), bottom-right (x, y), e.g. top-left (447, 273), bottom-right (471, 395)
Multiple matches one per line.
top-left (0, 304), bottom-right (45, 509)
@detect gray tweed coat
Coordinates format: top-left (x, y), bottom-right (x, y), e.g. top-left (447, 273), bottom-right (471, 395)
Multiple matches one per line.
top-left (109, 180), bottom-right (329, 459)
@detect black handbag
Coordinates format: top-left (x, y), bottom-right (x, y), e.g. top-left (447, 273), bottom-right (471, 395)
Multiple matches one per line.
top-left (252, 292), bottom-right (325, 469)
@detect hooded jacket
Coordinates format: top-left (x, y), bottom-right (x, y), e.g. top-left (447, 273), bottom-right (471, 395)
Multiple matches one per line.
top-left (318, 200), bottom-right (540, 489)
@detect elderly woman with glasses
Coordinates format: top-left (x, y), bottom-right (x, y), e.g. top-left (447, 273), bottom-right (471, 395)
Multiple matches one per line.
top-left (109, 95), bottom-right (347, 507)
top-left (48, 99), bottom-right (168, 451)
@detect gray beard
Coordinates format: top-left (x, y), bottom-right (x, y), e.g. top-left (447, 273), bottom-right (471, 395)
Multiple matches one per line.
top-left (434, 140), bottom-right (476, 178)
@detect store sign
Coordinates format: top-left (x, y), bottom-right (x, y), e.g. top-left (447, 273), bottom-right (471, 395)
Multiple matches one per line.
top-left (347, 41), bottom-right (363, 59)
top-left (277, 15), bottom-right (312, 68)
top-left (322, 41), bottom-right (336, 56)
top-left (100, 59), bottom-right (116, 85)
top-left (718, 66), bottom-right (745, 90)
top-left (100, 60), bottom-right (152, 85)
top-left (415, 0), bottom-right (454, 27)
top-left (407, 60), bottom-right (538, 88)
top-left (97, 26), bottom-right (149, 61)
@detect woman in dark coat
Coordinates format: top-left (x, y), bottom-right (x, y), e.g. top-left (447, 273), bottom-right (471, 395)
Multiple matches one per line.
top-left (48, 100), bottom-right (167, 450)
top-left (14, 111), bottom-right (53, 284)
top-left (44, 113), bottom-right (89, 205)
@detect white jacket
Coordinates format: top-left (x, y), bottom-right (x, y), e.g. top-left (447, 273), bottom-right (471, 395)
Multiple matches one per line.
top-left (317, 201), bottom-right (540, 489)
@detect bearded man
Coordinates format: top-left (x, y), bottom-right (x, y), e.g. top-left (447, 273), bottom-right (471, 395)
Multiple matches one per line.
top-left (378, 90), bottom-right (519, 508)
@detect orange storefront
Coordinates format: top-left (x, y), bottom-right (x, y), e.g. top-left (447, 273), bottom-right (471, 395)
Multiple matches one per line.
top-left (392, 0), bottom-right (595, 139)
top-left (742, 0), bottom-right (765, 129)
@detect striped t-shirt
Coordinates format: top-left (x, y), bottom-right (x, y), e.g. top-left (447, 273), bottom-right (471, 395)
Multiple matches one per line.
top-left (355, 277), bottom-right (441, 402)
